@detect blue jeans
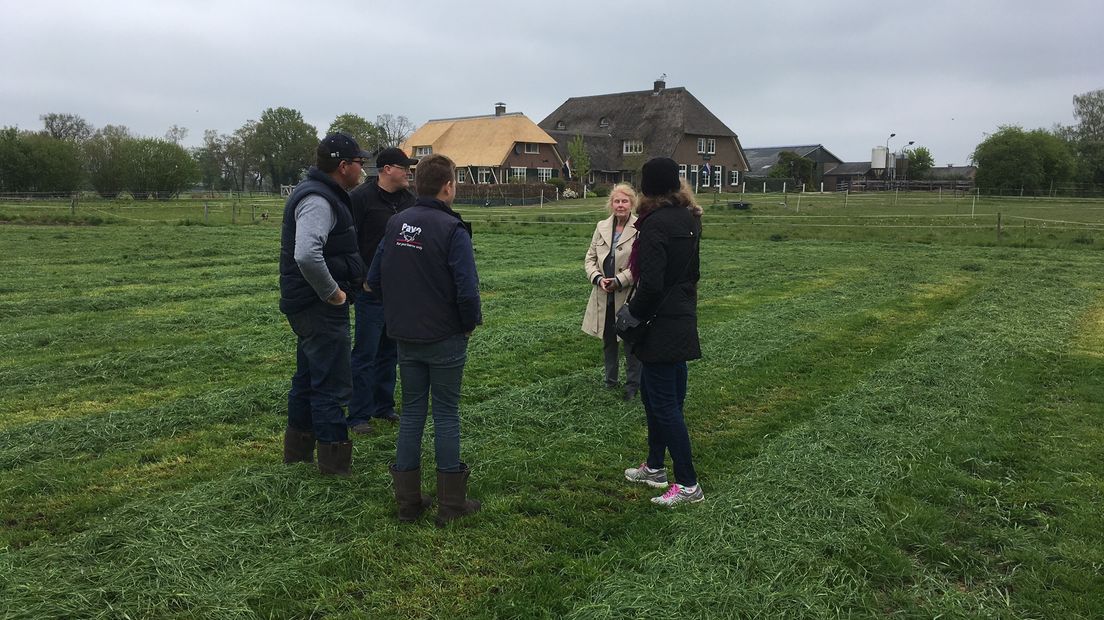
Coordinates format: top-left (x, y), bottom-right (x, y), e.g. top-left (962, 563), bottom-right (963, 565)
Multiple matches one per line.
top-left (348, 291), bottom-right (398, 425)
top-left (393, 335), bottom-right (469, 473)
top-left (285, 301), bottom-right (351, 444)
top-left (640, 361), bottom-right (697, 486)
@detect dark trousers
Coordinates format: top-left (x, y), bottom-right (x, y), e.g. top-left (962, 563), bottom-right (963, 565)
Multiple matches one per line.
top-left (640, 361), bottom-right (697, 486)
top-left (394, 335), bottom-right (469, 473)
top-left (603, 299), bottom-right (642, 388)
top-left (285, 301), bottom-right (351, 444)
top-left (349, 291), bottom-right (398, 425)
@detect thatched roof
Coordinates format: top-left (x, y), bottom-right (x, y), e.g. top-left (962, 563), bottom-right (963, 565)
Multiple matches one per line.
top-left (401, 112), bottom-right (559, 168)
top-left (539, 85), bottom-right (741, 173)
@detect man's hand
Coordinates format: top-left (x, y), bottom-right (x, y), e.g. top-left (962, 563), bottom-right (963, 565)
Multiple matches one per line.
top-left (326, 289), bottom-right (347, 306)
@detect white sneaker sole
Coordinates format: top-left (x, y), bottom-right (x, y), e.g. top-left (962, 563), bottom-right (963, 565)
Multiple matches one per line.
top-left (624, 473), bottom-right (669, 489)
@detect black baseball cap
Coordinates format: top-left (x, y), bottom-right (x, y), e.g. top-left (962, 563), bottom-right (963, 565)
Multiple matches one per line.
top-left (317, 133), bottom-right (371, 161)
top-left (376, 147), bottom-right (419, 168)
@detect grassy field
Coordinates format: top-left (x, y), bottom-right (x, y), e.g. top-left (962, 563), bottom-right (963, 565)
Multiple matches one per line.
top-left (1, 193), bottom-right (1102, 618)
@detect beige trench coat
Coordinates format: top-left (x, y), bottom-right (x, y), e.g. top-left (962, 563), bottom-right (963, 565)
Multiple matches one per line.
top-left (582, 213), bottom-right (638, 338)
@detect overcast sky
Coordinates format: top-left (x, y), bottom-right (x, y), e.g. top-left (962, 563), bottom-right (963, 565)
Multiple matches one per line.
top-left (3, 0), bottom-right (1102, 167)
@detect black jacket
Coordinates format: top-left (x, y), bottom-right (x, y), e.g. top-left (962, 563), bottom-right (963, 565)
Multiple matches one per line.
top-left (368, 198), bottom-right (482, 343)
top-left (627, 201), bottom-right (701, 363)
top-left (278, 168), bottom-right (366, 315)
top-left (350, 181), bottom-right (416, 273)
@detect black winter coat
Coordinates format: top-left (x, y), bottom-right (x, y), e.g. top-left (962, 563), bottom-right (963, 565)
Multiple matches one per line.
top-left (626, 201), bottom-right (701, 363)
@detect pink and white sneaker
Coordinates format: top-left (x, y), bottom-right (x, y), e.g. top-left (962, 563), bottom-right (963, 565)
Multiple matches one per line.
top-left (650, 483), bottom-right (704, 507)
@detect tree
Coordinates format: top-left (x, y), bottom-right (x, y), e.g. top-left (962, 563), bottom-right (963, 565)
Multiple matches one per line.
top-left (972, 126), bottom-right (1075, 192)
top-left (0, 128), bottom-right (82, 194)
top-left (40, 113), bottom-right (93, 143)
top-left (84, 125), bottom-right (132, 198)
top-left (1070, 89), bottom-right (1104, 185)
top-left (124, 138), bottom-right (198, 199)
top-left (328, 114), bottom-right (384, 153)
top-left (768, 151), bottom-right (815, 187)
top-left (375, 113), bottom-right (413, 147)
top-left (164, 125), bottom-right (189, 144)
top-left (254, 107), bottom-right (317, 190)
top-left (194, 129), bottom-right (227, 190)
top-left (902, 146), bottom-right (934, 179)
top-left (567, 135), bottom-right (591, 185)
top-left (1072, 89), bottom-right (1104, 140)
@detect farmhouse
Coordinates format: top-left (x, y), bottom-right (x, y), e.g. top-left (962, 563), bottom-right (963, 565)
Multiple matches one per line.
top-left (401, 104), bottom-right (564, 185)
top-left (743, 144), bottom-right (844, 188)
top-left (821, 161), bottom-right (880, 191)
top-left (539, 79), bottom-right (749, 188)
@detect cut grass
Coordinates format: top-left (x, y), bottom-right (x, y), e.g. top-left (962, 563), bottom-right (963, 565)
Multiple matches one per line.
top-left (0, 218), bottom-right (1102, 618)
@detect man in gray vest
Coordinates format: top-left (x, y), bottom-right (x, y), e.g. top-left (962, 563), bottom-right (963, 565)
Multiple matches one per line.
top-left (278, 133), bottom-right (369, 476)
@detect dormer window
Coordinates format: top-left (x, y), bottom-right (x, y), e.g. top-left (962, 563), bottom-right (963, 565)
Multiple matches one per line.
top-left (599, 117), bottom-right (610, 129)
top-left (555, 120), bottom-right (566, 130)
top-left (414, 145), bottom-right (432, 157)
top-left (622, 140), bottom-right (643, 155)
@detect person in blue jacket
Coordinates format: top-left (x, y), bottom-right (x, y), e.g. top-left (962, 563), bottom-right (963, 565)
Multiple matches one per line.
top-left (366, 153), bottom-right (483, 526)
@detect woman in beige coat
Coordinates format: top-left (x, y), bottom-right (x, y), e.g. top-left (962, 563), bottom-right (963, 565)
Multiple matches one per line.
top-left (583, 183), bottom-right (642, 401)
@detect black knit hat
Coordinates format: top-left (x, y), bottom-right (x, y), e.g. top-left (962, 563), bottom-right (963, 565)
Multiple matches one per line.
top-left (641, 157), bottom-right (680, 196)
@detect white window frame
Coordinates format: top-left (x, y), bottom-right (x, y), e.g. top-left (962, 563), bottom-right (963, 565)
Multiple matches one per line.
top-left (622, 140), bottom-right (643, 155)
top-left (713, 165), bottom-right (723, 187)
top-left (510, 167), bottom-right (526, 182)
top-left (729, 170), bottom-right (740, 186)
top-left (414, 145), bottom-right (432, 157)
top-left (690, 164), bottom-right (699, 184)
top-left (696, 138), bottom-right (716, 155)
top-left (537, 167), bottom-right (553, 182)
top-left (524, 142), bottom-right (540, 154)
top-left (478, 167), bottom-right (491, 184)
top-left (457, 168), bottom-right (466, 184)
top-left (679, 164), bottom-right (687, 179)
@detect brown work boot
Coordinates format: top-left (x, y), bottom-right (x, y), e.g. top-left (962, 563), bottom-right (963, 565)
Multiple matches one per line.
top-left (435, 463), bottom-right (481, 527)
top-left (390, 465), bottom-right (432, 523)
top-left (316, 441), bottom-right (352, 477)
top-left (283, 427), bottom-right (315, 464)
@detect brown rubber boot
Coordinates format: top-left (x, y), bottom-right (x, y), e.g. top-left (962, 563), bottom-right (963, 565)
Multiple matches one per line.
top-left (435, 464), bottom-right (481, 527)
top-left (316, 441), bottom-right (352, 477)
top-left (390, 465), bottom-right (432, 523)
top-left (283, 428), bottom-right (315, 464)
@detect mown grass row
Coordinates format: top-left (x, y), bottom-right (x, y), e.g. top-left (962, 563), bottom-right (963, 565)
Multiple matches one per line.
top-left (1, 223), bottom-right (1102, 618)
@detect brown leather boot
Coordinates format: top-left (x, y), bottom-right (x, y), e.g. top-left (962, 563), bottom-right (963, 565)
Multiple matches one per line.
top-left (390, 465), bottom-right (432, 523)
top-left (435, 463), bottom-right (481, 527)
top-left (316, 441), bottom-right (352, 477)
top-left (283, 427), bottom-right (315, 464)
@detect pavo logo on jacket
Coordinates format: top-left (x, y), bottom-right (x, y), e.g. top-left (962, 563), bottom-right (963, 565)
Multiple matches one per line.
top-left (396, 222), bottom-right (423, 249)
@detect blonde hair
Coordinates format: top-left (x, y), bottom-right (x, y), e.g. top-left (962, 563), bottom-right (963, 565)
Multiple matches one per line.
top-left (606, 183), bottom-right (639, 213)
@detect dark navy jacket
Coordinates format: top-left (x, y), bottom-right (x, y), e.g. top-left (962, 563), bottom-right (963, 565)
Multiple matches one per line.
top-left (278, 168), bottom-right (366, 315)
top-left (367, 197), bottom-right (481, 343)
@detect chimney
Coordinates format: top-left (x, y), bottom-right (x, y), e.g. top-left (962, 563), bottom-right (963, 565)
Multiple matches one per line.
top-left (653, 79), bottom-right (665, 94)
top-left (494, 102), bottom-right (506, 116)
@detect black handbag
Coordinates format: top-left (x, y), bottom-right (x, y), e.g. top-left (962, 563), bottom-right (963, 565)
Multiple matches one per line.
top-left (614, 304), bottom-right (649, 344)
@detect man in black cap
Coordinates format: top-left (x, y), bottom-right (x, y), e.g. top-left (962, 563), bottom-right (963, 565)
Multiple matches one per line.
top-left (346, 146), bottom-right (419, 435)
top-left (279, 133), bottom-right (370, 476)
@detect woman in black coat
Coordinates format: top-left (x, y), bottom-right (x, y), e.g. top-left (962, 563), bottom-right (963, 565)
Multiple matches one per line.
top-left (621, 157), bottom-right (704, 507)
